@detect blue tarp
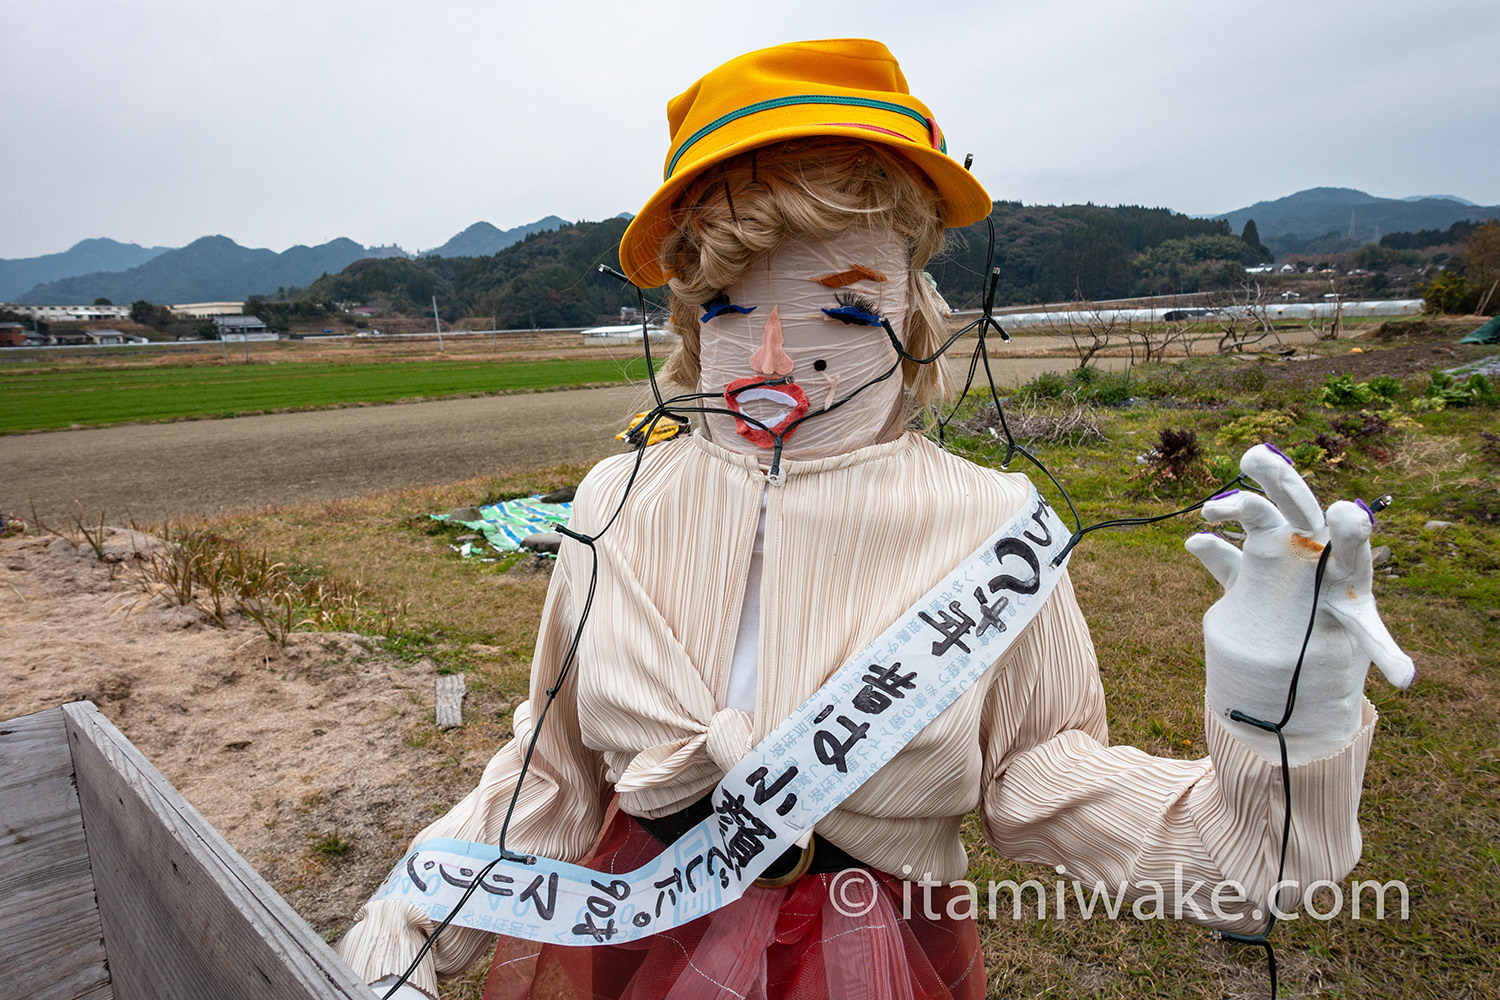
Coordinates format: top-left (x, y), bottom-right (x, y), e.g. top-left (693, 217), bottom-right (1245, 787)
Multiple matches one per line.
top-left (432, 495), bottom-right (571, 557)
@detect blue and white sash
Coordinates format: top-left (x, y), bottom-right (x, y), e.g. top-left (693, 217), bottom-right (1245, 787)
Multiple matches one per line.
top-left (373, 486), bottom-right (1070, 946)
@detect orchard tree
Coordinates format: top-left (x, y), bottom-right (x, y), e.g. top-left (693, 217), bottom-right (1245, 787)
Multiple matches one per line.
top-left (1460, 220), bottom-right (1500, 313)
top-left (1423, 270), bottom-right (1476, 314)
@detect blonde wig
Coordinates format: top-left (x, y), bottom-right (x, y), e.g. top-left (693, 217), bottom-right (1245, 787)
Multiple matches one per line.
top-left (658, 140), bottom-right (954, 405)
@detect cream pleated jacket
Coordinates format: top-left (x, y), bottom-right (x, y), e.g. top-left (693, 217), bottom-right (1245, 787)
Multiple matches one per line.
top-left (339, 432), bottom-right (1376, 994)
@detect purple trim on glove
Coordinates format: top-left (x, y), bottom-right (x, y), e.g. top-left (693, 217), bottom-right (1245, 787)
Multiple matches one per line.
top-left (1212, 488), bottom-right (1241, 500)
top-left (1265, 443), bottom-right (1293, 465)
top-left (1356, 498), bottom-right (1375, 524)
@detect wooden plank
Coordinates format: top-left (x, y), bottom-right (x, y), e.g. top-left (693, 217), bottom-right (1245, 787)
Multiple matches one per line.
top-left (435, 674), bottom-right (466, 730)
top-left (0, 707), bottom-right (113, 1000)
top-left (62, 703), bottom-right (373, 1000)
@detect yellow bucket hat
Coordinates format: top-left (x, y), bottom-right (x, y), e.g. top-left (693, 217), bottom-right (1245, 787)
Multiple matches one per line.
top-left (617, 38), bottom-right (993, 287)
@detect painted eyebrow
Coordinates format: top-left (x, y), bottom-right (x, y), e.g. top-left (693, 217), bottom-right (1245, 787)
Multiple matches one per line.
top-left (813, 265), bottom-right (888, 288)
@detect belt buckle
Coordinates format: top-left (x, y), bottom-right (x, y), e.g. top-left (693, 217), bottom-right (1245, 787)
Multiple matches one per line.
top-left (754, 835), bottom-right (815, 888)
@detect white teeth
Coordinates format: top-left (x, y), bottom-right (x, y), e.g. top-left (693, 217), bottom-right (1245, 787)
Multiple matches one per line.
top-left (736, 387), bottom-right (797, 406)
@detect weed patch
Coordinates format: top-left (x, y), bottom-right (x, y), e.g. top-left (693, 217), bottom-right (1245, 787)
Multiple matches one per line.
top-left (140, 527), bottom-right (405, 643)
top-left (1138, 427), bottom-right (1202, 484)
top-left (308, 832), bottom-right (354, 860)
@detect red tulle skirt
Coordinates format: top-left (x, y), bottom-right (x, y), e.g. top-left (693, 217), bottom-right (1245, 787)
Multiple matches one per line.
top-left (484, 805), bottom-right (984, 1000)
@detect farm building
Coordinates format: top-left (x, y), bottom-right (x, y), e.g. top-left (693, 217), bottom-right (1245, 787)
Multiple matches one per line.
top-left (213, 315), bottom-right (274, 341)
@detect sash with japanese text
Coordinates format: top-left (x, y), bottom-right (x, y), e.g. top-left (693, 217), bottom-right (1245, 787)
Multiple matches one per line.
top-left (373, 485), bottom-right (1071, 945)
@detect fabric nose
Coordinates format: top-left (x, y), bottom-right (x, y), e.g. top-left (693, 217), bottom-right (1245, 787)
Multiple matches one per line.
top-left (749, 306), bottom-right (793, 376)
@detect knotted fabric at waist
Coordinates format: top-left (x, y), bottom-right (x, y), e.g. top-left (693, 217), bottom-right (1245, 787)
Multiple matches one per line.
top-left (613, 707), bottom-right (754, 794)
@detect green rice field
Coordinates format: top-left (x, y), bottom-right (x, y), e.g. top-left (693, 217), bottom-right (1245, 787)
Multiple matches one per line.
top-left (0, 357), bottom-right (659, 433)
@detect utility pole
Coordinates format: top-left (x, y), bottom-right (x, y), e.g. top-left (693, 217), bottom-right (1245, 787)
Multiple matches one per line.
top-left (432, 295), bottom-right (444, 353)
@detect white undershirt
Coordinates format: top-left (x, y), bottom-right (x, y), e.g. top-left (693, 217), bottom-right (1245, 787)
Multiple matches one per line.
top-left (724, 487), bottom-right (768, 713)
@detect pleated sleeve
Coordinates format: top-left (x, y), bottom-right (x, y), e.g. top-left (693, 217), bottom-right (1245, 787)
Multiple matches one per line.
top-left (980, 572), bottom-right (1377, 933)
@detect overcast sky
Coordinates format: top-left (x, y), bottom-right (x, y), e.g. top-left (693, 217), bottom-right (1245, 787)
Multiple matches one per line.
top-left (5, 0), bottom-right (1497, 260)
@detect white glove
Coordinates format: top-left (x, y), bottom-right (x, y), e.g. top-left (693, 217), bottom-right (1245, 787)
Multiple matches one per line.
top-left (1186, 444), bottom-right (1415, 764)
top-left (369, 976), bottom-right (433, 1000)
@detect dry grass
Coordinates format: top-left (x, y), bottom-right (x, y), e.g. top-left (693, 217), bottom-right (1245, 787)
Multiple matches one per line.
top-left (1390, 432), bottom-right (1472, 484)
top-left (205, 464), bottom-right (590, 694)
top-left (954, 399), bottom-right (1108, 448)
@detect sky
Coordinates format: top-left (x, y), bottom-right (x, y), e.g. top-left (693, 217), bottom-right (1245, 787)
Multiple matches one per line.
top-left (4, 0), bottom-right (1498, 260)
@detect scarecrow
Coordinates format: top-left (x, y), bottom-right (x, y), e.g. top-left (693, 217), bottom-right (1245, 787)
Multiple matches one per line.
top-left (338, 39), bottom-right (1414, 1000)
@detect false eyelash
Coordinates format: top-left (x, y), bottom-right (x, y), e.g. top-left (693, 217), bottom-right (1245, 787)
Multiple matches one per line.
top-left (821, 289), bottom-right (883, 327)
top-left (701, 293), bottom-right (756, 322)
top-left (836, 290), bottom-right (878, 314)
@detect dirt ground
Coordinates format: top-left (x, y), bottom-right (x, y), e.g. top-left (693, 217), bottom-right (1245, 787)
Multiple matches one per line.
top-left (0, 528), bottom-right (490, 947)
top-left (1264, 317), bottom-right (1499, 381)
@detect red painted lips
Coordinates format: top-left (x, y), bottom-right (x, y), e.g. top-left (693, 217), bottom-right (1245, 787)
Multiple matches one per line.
top-left (725, 377), bottom-right (811, 448)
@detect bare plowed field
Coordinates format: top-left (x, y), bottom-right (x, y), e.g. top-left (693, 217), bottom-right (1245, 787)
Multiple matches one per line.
top-left (1, 383), bottom-right (652, 525)
top-left (0, 355), bottom-right (1113, 525)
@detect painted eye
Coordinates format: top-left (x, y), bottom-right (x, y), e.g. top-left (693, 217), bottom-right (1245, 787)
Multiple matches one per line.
top-left (813, 359), bottom-right (827, 372)
top-left (821, 290), bottom-right (882, 327)
top-left (701, 293), bottom-right (755, 322)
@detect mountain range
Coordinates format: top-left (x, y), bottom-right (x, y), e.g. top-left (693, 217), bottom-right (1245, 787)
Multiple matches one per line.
top-left (5, 189), bottom-right (1496, 306)
top-left (419, 216), bottom-right (569, 258)
top-left (1213, 187), bottom-right (1499, 245)
top-left (0, 238), bottom-right (170, 300)
top-left (5, 216), bottom-right (574, 306)
top-left (16, 236), bottom-right (386, 305)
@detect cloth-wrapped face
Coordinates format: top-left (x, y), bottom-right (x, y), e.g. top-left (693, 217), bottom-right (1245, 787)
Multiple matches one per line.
top-left (697, 227), bottom-right (910, 462)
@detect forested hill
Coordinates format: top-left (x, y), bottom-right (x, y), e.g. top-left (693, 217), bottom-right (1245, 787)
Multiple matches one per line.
top-left (300, 218), bottom-right (634, 328)
top-left (932, 202), bottom-right (1243, 307)
top-left (289, 204), bottom-right (1256, 323)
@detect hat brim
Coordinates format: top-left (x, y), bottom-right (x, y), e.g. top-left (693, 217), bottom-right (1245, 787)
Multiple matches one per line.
top-left (618, 126), bottom-right (992, 288)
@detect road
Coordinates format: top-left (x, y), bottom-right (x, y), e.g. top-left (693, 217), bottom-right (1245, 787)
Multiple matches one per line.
top-left (1, 355), bottom-right (1119, 525)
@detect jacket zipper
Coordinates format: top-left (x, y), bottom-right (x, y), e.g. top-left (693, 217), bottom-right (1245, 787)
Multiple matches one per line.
top-left (709, 471), bottom-right (765, 711)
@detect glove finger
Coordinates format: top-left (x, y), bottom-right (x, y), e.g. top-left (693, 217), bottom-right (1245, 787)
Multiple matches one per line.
top-left (1321, 499), bottom-right (1413, 688)
top-left (1185, 533), bottom-right (1241, 590)
top-left (1201, 489), bottom-right (1287, 535)
top-left (1241, 444), bottom-right (1324, 535)
top-left (1325, 598), bottom-right (1416, 689)
top-left (1326, 500), bottom-right (1374, 583)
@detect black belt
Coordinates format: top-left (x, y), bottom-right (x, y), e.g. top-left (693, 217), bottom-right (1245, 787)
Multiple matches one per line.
top-left (634, 793), bottom-right (865, 887)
